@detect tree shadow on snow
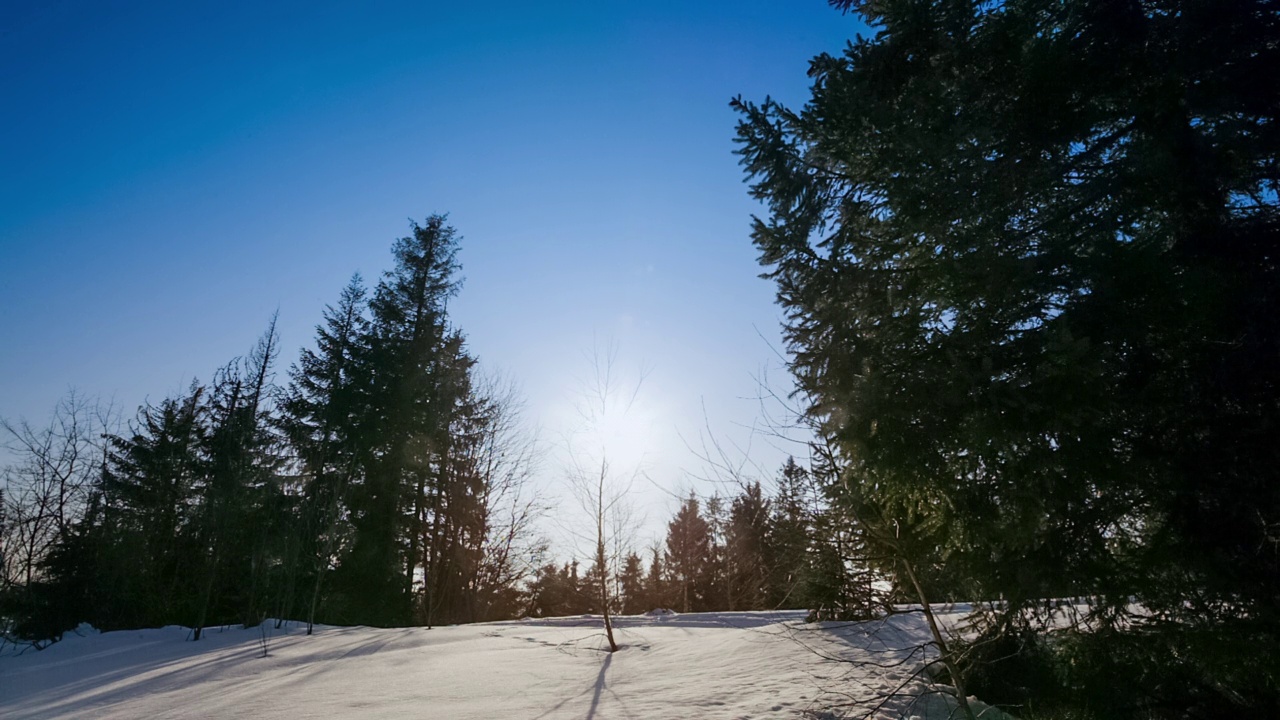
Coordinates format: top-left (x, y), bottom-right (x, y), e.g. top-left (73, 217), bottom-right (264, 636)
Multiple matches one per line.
top-left (0, 625), bottom-right (420, 719)
top-left (586, 651), bottom-right (612, 719)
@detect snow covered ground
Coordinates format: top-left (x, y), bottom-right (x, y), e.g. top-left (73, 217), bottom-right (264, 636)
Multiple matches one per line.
top-left (0, 610), bottom-right (1004, 719)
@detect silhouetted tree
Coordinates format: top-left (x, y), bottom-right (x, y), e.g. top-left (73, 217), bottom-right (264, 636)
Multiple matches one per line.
top-left (100, 386), bottom-right (207, 629)
top-left (764, 458), bottom-right (813, 610)
top-left (737, 0), bottom-right (1280, 715)
top-left (643, 545), bottom-right (669, 611)
top-left (281, 274), bottom-right (370, 634)
top-left (3, 215), bottom-right (542, 642)
top-left (190, 318), bottom-right (283, 640)
top-left (617, 552), bottom-right (645, 614)
top-left (726, 482), bottom-right (770, 611)
top-left (338, 216), bottom-right (463, 626)
top-left (664, 494), bottom-right (710, 613)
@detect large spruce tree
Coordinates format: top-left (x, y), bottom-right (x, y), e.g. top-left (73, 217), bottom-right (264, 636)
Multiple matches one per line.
top-left (325, 216), bottom-right (464, 626)
top-left (736, 0), bottom-right (1279, 715)
top-left (725, 482), bottom-right (770, 611)
top-left (664, 495), bottom-right (711, 613)
top-left (281, 275), bottom-right (370, 633)
top-left (100, 385), bottom-right (207, 629)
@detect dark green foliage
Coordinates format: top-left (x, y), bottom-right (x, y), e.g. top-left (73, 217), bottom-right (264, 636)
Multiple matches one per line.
top-left (801, 506), bottom-right (882, 621)
top-left (9, 321), bottom-right (293, 642)
top-left (525, 561), bottom-right (591, 618)
top-left (6, 509), bottom-right (99, 643)
top-left (82, 322), bottom-right (289, 638)
top-left (725, 483), bottom-right (770, 610)
top-left (764, 458), bottom-right (814, 609)
top-left (644, 546), bottom-right (671, 610)
top-left (621, 458), bottom-right (882, 618)
top-left (190, 319), bottom-right (285, 639)
top-left (765, 457), bottom-right (884, 619)
top-left (281, 216), bottom-right (533, 629)
top-left (418, 339), bottom-right (493, 625)
top-left (618, 552), bottom-right (645, 614)
top-left (336, 216), bottom-right (464, 626)
top-left (737, 0), bottom-right (1279, 716)
top-left (664, 494), bottom-right (711, 612)
top-left (3, 216), bottom-right (542, 643)
top-left (100, 385), bottom-right (208, 629)
top-left (280, 274), bottom-right (369, 632)
top-left (292, 217), bottom-right (541, 629)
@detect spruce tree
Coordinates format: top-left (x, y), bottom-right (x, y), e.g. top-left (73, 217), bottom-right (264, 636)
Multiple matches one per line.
top-left (644, 546), bottom-right (667, 611)
top-left (101, 384), bottom-right (207, 629)
top-left (702, 494), bottom-right (730, 611)
top-left (663, 495), bottom-right (710, 613)
top-left (764, 458), bottom-right (813, 610)
top-left (282, 275), bottom-right (370, 632)
top-left (340, 215), bottom-right (466, 626)
top-left (420, 336), bottom-right (487, 626)
top-left (190, 319), bottom-right (283, 639)
top-left (737, 0), bottom-right (1280, 714)
top-left (726, 482), bottom-right (770, 611)
top-left (618, 552), bottom-right (644, 615)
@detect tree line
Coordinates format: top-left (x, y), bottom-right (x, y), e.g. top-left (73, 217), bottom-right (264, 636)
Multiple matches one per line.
top-left (1, 214), bottom-right (883, 649)
top-left (528, 458), bottom-right (880, 621)
top-left (1, 216), bottom-right (545, 642)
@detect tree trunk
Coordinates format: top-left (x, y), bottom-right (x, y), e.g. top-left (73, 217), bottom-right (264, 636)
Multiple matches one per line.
top-left (597, 464), bottom-right (618, 653)
top-left (901, 556), bottom-right (976, 720)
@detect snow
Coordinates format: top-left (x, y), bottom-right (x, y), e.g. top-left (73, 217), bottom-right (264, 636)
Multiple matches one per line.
top-left (0, 610), bottom-right (1006, 719)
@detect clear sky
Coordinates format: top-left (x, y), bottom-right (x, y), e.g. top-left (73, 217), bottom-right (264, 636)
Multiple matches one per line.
top-left (0, 1), bottom-right (867, 550)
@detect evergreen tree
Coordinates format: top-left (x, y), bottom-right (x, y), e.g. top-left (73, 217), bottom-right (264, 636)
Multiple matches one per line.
top-left (285, 217), bottom-right (540, 629)
top-left (726, 482), bottom-right (770, 611)
top-left (9, 496), bottom-right (102, 643)
top-left (736, 0), bottom-right (1280, 714)
top-left (702, 494), bottom-right (729, 610)
top-left (644, 545), bottom-right (668, 611)
top-left (565, 560), bottom-right (591, 615)
top-left (281, 275), bottom-right (370, 633)
top-left (617, 552), bottom-right (644, 615)
top-left (2, 215), bottom-right (544, 640)
top-left (525, 563), bottom-right (566, 618)
top-left (526, 561), bottom-right (591, 618)
top-left (101, 385), bottom-right (207, 629)
top-left (190, 319), bottom-right (284, 639)
top-left (419, 336), bottom-right (486, 626)
top-left (764, 458), bottom-right (813, 609)
top-left (340, 215), bottom-right (463, 626)
top-left (664, 495), bottom-right (710, 613)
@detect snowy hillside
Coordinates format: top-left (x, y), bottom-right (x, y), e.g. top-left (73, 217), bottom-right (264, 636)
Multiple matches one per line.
top-left (0, 610), bottom-right (1003, 719)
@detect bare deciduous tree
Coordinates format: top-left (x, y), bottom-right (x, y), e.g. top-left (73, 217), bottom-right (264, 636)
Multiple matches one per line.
top-left (560, 337), bottom-right (647, 653)
top-left (1, 391), bottom-right (115, 591)
top-left (466, 372), bottom-right (549, 623)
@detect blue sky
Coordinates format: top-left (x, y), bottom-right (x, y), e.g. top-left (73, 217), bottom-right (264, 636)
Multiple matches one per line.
top-left (0, 1), bottom-right (866, 546)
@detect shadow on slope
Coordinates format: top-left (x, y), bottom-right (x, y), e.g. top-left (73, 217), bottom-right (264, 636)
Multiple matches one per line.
top-left (0, 624), bottom-right (424, 718)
